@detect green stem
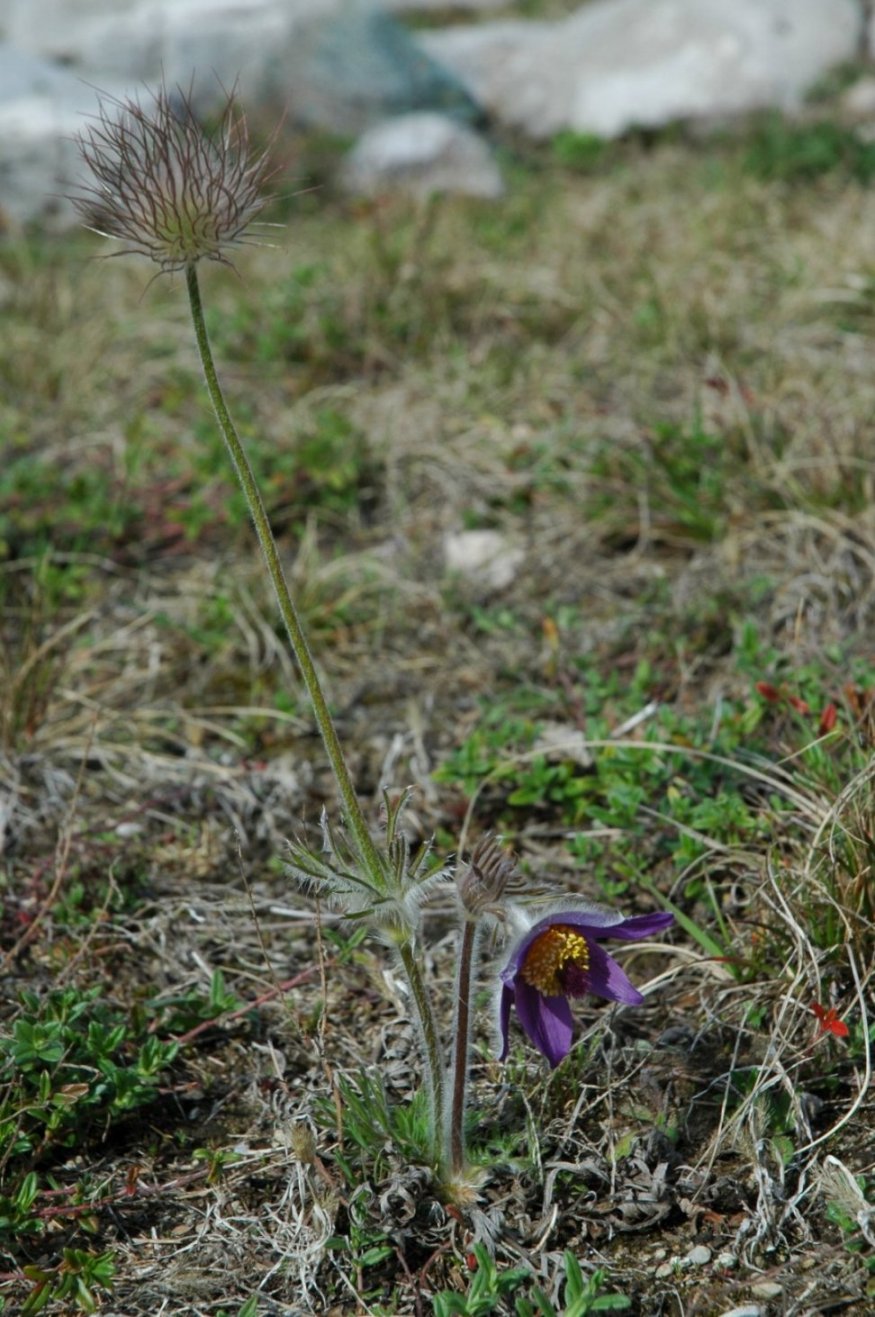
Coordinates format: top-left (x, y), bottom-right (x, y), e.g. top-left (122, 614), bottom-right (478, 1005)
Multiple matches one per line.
top-left (447, 917), bottom-right (476, 1174)
top-left (185, 262), bottom-right (382, 883)
top-left (397, 937), bottom-right (445, 1157)
top-left (186, 262), bottom-right (446, 1156)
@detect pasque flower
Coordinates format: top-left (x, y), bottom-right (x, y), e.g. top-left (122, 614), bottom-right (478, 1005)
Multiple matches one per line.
top-left (498, 905), bottom-right (673, 1067)
top-left (71, 81), bottom-right (449, 1151)
top-left (71, 82), bottom-right (275, 272)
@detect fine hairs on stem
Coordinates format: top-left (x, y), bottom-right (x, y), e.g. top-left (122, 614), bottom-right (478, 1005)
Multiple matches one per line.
top-left (446, 836), bottom-right (517, 1182)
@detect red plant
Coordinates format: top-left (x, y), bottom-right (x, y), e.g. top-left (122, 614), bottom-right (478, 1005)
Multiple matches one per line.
top-left (811, 1002), bottom-right (849, 1039)
top-left (818, 702), bottom-right (838, 735)
top-left (755, 681), bottom-right (840, 732)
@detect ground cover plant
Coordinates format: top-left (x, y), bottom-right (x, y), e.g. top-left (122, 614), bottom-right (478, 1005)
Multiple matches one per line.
top-left (0, 81), bottom-right (874, 1315)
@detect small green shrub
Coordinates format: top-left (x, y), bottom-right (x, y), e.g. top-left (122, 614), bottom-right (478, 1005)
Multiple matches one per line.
top-left (743, 114), bottom-right (875, 183)
top-left (432, 1246), bottom-right (630, 1317)
top-left (0, 986), bottom-right (179, 1168)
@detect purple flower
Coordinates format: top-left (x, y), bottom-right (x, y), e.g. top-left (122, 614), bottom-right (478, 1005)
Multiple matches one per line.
top-left (498, 906), bottom-right (673, 1068)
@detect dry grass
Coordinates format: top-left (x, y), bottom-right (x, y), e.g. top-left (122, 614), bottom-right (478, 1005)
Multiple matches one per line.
top-left (1, 117), bottom-right (873, 1314)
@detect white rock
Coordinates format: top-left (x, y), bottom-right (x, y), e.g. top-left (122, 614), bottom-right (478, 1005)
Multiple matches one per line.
top-left (340, 112), bottom-right (503, 200)
top-left (420, 0), bottom-right (862, 141)
top-left (443, 529), bottom-right (523, 592)
top-left (0, 0), bottom-right (475, 227)
top-left (1, 0), bottom-right (320, 78)
top-left (0, 46), bottom-right (122, 227)
top-left (685, 1244), bottom-right (712, 1266)
top-left (1, 1), bottom-right (473, 128)
top-left (718, 1308), bottom-right (762, 1317)
top-left (750, 1282), bottom-right (783, 1300)
top-left (115, 821), bottom-right (144, 838)
top-left (419, 20), bottom-right (559, 138)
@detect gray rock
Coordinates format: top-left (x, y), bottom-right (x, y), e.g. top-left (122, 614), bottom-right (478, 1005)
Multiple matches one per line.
top-left (420, 0), bottom-right (862, 141)
top-left (13, 1), bottom-right (336, 115)
top-left (285, 7), bottom-right (478, 133)
top-left (0, 0), bottom-right (479, 226)
top-left (2, 0), bottom-right (477, 130)
top-left (340, 112), bottom-right (502, 199)
top-left (685, 1244), bottom-right (712, 1266)
top-left (0, 45), bottom-right (118, 227)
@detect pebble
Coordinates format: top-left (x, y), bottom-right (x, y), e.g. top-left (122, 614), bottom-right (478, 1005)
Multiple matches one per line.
top-left (685, 1245), bottom-right (712, 1266)
top-left (718, 1307), bottom-right (762, 1317)
top-left (716, 1252), bottom-right (738, 1270)
top-left (750, 1282), bottom-right (783, 1300)
top-left (115, 821), bottom-right (143, 838)
top-left (443, 529), bottom-right (524, 592)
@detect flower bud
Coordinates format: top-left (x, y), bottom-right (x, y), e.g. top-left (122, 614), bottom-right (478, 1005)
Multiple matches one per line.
top-left (457, 835), bottom-right (516, 917)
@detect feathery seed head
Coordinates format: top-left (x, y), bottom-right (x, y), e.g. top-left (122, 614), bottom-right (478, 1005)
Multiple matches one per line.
top-left (72, 82), bottom-right (275, 272)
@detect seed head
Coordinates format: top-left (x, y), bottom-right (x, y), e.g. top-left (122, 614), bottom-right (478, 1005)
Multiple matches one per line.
top-left (72, 82), bottom-right (276, 272)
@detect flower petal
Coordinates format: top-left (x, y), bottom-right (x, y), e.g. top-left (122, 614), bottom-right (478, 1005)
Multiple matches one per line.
top-left (590, 911), bottom-right (674, 942)
top-left (497, 983), bottom-right (514, 1061)
top-left (584, 940), bottom-right (645, 1005)
top-left (514, 981), bottom-right (574, 1068)
top-left (501, 905), bottom-right (626, 979)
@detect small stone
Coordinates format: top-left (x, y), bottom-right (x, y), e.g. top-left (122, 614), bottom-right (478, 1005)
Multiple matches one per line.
top-left (115, 821), bottom-right (143, 838)
top-left (750, 1282), bottom-right (783, 1300)
top-left (718, 1307), bottom-right (762, 1317)
top-left (655, 1261), bottom-right (675, 1279)
top-left (340, 112), bottom-right (504, 200)
top-left (716, 1252), bottom-right (738, 1270)
top-left (443, 529), bottom-right (524, 592)
top-left (685, 1245), bottom-right (712, 1266)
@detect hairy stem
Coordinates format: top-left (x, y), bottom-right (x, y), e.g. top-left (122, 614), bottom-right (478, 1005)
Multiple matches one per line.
top-left (186, 263), bottom-right (447, 1145)
top-left (396, 937), bottom-right (445, 1157)
top-left (185, 262), bottom-right (383, 884)
top-left (447, 917), bottom-right (477, 1174)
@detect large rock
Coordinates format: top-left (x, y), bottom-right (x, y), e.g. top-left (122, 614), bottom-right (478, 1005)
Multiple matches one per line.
top-left (0, 0), bottom-right (307, 72)
top-left (0, 45), bottom-right (119, 228)
top-left (283, 8), bottom-right (478, 133)
top-left (419, 0), bottom-right (863, 140)
top-left (0, 0), bottom-right (476, 129)
top-left (0, 0), bottom-right (478, 226)
top-left (340, 112), bottom-right (503, 199)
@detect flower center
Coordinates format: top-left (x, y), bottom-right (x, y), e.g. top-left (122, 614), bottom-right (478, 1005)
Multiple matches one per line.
top-left (520, 924), bottom-right (590, 996)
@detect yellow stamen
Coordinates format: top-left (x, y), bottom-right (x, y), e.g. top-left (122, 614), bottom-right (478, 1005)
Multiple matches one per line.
top-left (520, 924), bottom-right (590, 996)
